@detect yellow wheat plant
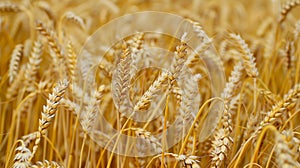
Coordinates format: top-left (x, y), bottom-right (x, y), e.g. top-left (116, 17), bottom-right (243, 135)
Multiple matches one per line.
top-left (1, 0), bottom-right (300, 168)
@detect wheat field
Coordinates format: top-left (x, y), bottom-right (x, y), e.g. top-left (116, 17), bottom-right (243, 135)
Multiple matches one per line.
top-left (1, 0), bottom-right (300, 167)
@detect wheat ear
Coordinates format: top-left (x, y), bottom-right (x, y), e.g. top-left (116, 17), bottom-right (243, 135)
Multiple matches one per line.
top-left (64, 11), bottom-right (85, 30)
top-left (80, 85), bottom-right (104, 133)
top-left (279, 0), bottom-right (300, 23)
top-left (133, 71), bottom-right (169, 112)
top-left (30, 80), bottom-right (69, 161)
top-left (36, 1), bottom-right (55, 21)
top-left (230, 34), bottom-right (259, 78)
top-left (112, 43), bottom-right (132, 119)
top-left (128, 32), bottom-right (144, 76)
top-left (24, 40), bottom-right (43, 91)
top-left (9, 44), bottom-right (23, 84)
top-left (253, 84), bottom-right (300, 138)
top-left (170, 39), bottom-right (188, 84)
top-left (210, 61), bottom-right (244, 168)
top-left (274, 131), bottom-right (300, 167)
top-left (66, 41), bottom-right (77, 81)
top-left (12, 140), bottom-right (32, 168)
top-left (6, 66), bottom-right (25, 99)
top-left (36, 21), bottom-right (64, 61)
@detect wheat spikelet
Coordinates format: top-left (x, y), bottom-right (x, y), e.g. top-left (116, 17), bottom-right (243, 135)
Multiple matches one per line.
top-left (24, 40), bottom-right (43, 91)
top-left (9, 44), bottom-right (23, 84)
top-left (229, 34), bottom-right (259, 78)
top-left (66, 41), bottom-right (77, 81)
top-left (0, 2), bottom-right (21, 13)
top-left (30, 80), bottom-right (69, 161)
top-left (64, 11), bottom-right (85, 30)
top-left (279, 0), bottom-right (300, 23)
top-left (13, 141), bottom-right (32, 168)
top-left (254, 84), bottom-right (300, 138)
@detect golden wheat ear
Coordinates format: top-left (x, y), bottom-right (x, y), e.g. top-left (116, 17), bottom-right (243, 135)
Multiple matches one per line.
top-left (30, 80), bottom-right (69, 161)
top-left (9, 44), bottom-right (23, 84)
top-left (279, 0), bottom-right (300, 23)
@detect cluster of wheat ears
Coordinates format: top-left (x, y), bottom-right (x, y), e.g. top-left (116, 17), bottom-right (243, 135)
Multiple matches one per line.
top-left (1, 0), bottom-right (300, 168)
